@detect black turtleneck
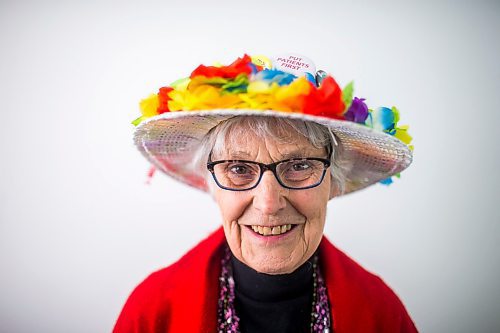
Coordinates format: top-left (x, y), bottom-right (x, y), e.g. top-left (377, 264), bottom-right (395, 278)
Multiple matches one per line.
top-left (231, 254), bottom-right (315, 333)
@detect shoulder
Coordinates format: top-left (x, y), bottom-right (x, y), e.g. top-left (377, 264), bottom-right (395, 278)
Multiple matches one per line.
top-left (127, 226), bottom-right (225, 304)
top-left (321, 238), bottom-right (396, 299)
top-left (320, 237), bottom-right (418, 332)
top-left (113, 227), bottom-right (225, 333)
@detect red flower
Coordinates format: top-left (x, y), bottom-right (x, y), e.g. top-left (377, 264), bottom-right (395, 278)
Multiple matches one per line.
top-left (303, 76), bottom-right (345, 119)
top-left (157, 87), bottom-right (173, 114)
top-left (190, 54), bottom-right (253, 79)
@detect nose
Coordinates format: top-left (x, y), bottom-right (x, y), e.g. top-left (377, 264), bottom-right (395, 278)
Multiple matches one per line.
top-left (252, 170), bottom-right (286, 215)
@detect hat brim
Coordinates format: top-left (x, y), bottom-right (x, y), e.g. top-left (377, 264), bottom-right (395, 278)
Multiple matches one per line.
top-left (133, 109), bottom-right (412, 195)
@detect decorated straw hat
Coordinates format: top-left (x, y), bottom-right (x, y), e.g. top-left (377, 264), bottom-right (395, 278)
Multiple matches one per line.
top-left (132, 53), bottom-right (413, 195)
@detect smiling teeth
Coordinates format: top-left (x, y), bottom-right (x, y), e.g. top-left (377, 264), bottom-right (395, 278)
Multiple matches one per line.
top-left (251, 224), bottom-right (292, 236)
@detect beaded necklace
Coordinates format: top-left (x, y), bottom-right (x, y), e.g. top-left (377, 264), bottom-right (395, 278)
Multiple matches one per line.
top-left (217, 246), bottom-right (332, 333)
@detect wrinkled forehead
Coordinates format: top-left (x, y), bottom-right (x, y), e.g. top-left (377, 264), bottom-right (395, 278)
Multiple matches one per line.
top-left (210, 117), bottom-right (328, 160)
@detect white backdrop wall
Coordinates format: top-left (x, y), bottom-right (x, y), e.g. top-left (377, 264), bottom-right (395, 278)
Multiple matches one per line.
top-left (1, 0), bottom-right (499, 332)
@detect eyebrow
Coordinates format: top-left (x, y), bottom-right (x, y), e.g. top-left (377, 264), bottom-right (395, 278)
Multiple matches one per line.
top-left (226, 151), bottom-right (252, 159)
top-left (280, 150), bottom-right (311, 159)
top-left (225, 149), bottom-right (317, 160)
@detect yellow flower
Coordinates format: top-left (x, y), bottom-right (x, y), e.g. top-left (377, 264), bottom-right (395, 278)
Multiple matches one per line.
top-left (394, 125), bottom-right (413, 145)
top-left (275, 76), bottom-right (311, 101)
top-left (238, 94), bottom-right (270, 109)
top-left (274, 77), bottom-right (311, 111)
top-left (139, 93), bottom-right (159, 117)
top-left (168, 85), bottom-right (242, 111)
top-left (247, 81), bottom-right (278, 94)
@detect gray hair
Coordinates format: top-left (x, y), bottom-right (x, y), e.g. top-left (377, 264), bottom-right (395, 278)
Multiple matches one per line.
top-left (192, 116), bottom-right (346, 195)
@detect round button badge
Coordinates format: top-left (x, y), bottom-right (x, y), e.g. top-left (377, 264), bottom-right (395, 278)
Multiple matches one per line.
top-left (251, 55), bottom-right (273, 69)
top-left (272, 53), bottom-right (316, 78)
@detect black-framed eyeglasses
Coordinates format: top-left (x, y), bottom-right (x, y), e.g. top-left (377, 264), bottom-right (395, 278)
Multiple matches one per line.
top-left (207, 153), bottom-right (331, 191)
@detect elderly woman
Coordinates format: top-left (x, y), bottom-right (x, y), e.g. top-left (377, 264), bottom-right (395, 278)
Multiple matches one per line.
top-left (114, 54), bottom-right (417, 332)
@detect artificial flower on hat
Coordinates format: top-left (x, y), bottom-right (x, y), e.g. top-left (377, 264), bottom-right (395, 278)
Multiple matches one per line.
top-left (302, 76), bottom-right (345, 119)
top-left (190, 54), bottom-right (255, 79)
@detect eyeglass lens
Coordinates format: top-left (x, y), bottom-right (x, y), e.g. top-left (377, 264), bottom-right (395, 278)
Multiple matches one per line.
top-left (211, 159), bottom-right (327, 190)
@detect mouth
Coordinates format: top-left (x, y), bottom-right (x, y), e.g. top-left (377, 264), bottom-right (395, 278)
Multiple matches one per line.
top-left (246, 224), bottom-right (297, 236)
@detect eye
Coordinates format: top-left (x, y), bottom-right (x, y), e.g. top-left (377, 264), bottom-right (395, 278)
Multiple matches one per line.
top-left (279, 159), bottom-right (318, 183)
top-left (224, 162), bottom-right (259, 187)
top-left (282, 160), bottom-right (314, 173)
top-left (229, 164), bottom-right (251, 175)
top-left (225, 162), bottom-right (260, 176)
top-left (291, 161), bottom-right (311, 171)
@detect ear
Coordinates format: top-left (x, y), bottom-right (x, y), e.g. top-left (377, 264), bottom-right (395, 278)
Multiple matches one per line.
top-left (206, 178), bottom-right (217, 200)
top-left (327, 173), bottom-right (340, 200)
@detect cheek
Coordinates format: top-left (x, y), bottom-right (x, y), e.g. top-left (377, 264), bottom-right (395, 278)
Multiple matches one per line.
top-left (294, 185), bottom-right (329, 221)
top-left (292, 185), bottom-right (330, 242)
top-left (214, 190), bottom-right (250, 226)
top-left (214, 191), bottom-right (253, 261)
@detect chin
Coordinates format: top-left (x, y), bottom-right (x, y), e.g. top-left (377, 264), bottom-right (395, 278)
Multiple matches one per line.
top-left (260, 266), bottom-right (296, 275)
top-left (245, 255), bottom-right (300, 275)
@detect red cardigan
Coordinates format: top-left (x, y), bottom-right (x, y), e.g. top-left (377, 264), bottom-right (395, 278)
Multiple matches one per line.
top-left (113, 227), bottom-right (418, 332)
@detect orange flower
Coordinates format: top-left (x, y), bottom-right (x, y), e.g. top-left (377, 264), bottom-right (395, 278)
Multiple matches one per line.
top-left (275, 77), bottom-right (312, 112)
top-left (303, 76), bottom-right (345, 119)
top-left (190, 54), bottom-right (253, 79)
top-left (158, 87), bottom-right (173, 114)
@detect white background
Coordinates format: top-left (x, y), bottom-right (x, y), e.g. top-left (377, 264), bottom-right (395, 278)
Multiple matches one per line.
top-left (1, 0), bottom-right (499, 332)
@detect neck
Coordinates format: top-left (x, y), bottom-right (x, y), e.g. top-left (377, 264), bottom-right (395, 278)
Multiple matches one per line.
top-left (230, 254), bottom-right (315, 302)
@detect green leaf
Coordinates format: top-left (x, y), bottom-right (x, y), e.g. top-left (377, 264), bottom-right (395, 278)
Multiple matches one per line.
top-left (221, 74), bottom-right (249, 94)
top-left (342, 81), bottom-right (354, 110)
top-left (169, 77), bottom-right (190, 90)
top-left (391, 106), bottom-right (400, 124)
top-left (131, 116), bottom-right (145, 126)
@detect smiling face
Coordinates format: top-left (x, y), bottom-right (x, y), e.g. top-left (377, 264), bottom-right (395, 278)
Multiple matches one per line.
top-left (210, 120), bottom-right (332, 275)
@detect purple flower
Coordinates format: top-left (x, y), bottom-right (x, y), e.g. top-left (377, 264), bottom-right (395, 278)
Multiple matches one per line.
top-left (344, 97), bottom-right (369, 124)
